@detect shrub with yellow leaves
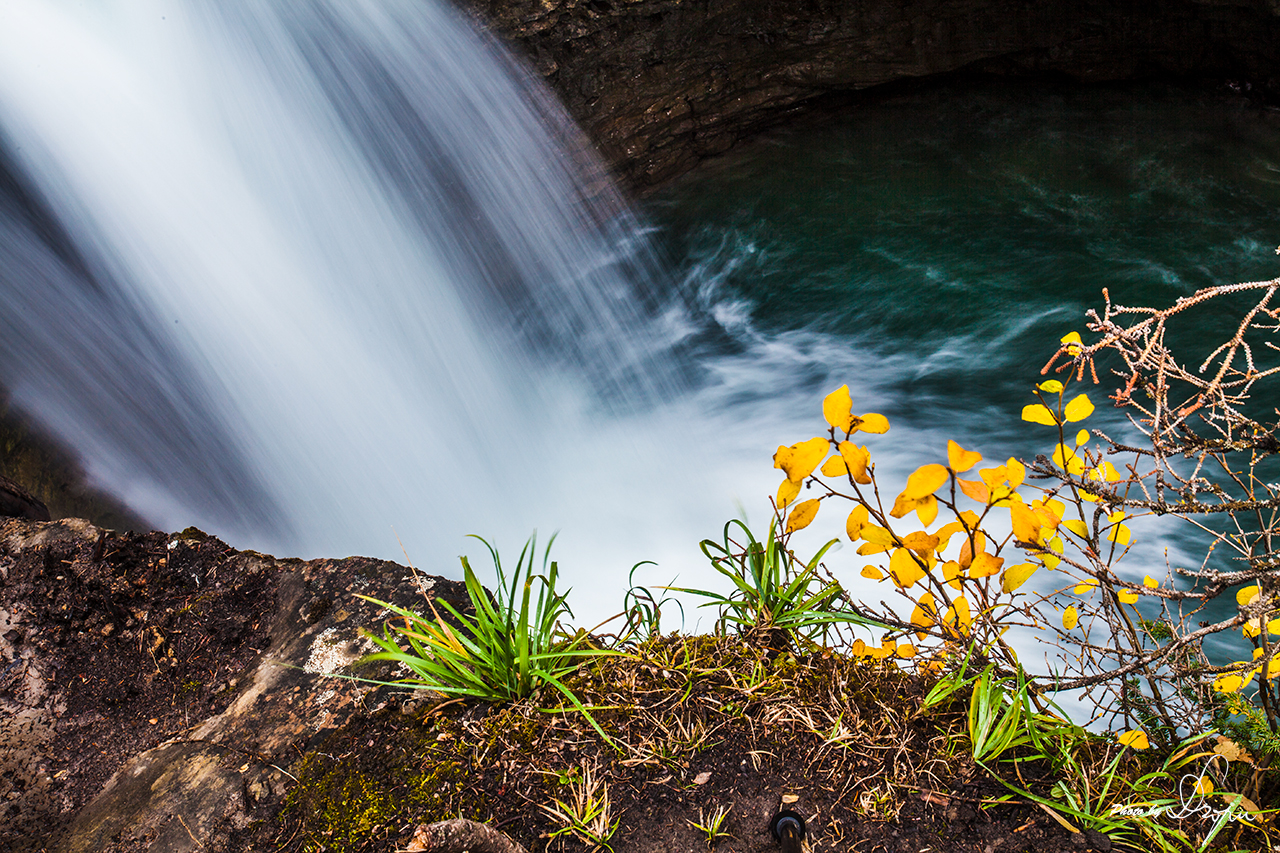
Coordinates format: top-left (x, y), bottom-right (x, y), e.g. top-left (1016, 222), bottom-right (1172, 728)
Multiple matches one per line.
top-left (766, 279), bottom-right (1280, 790)
top-left (769, 381), bottom-right (1083, 683)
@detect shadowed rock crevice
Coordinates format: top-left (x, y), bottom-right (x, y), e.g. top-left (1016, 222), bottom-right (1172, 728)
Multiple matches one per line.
top-left (459, 0), bottom-right (1280, 185)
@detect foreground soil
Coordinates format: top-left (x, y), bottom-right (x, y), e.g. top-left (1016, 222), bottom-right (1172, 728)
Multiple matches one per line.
top-left (0, 516), bottom-right (1267, 852)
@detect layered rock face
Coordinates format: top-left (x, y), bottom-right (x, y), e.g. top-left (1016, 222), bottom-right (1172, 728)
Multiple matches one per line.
top-left (461, 0), bottom-right (1280, 185)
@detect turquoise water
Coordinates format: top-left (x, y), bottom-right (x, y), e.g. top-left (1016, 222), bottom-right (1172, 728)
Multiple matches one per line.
top-left (653, 80), bottom-right (1280, 437)
top-left (648, 79), bottom-right (1280, 665)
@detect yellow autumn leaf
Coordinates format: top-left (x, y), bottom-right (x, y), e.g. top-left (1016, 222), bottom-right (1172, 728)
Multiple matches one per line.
top-left (1031, 503), bottom-right (1061, 531)
top-left (888, 547), bottom-right (926, 588)
top-left (901, 530), bottom-right (941, 554)
top-left (933, 519), bottom-right (966, 550)
top-left (855, 412), bottom-right (891, 434)
top-left (903, 464), bottom-right (949, 499)
top-left (1237, 585), bottom-right (1260, 606)
top-left (896, 643), bottom-right (916, 659)
top-left (777, 478), bottom-right (801, 509)
top-left (946, 595), bottom-right (972, 634)
top-left (838, 441), bottom-right (872, 484)
top-left (1022, 403), bottom-right (1058, 426)
top-left (1002, 563), bottom-right (1037, 593)
top-left (1118, 729), bottom-right (1149, 750)
top-left (890, 492), bottom-right (939, 526)
top-left (1090, 461), bottom-right (1122, 482)
top-left (861, 565), bottom-right (885, 580)
top-left (1106, 523), bottom-right (1131, 546)
top-left (942, 560), bottom-right (963, 590)
top-left (1062, 605), bottom-right (1079, 630)
top-left (1074, 578), bottom-right (1098, 595)
top-left (1063, 394), bottom-right (1094, 422)
top-left (957, 478), bottom-right (990, 504)
top-left (1244, 618), bottom-right (1261, 639)
top-left (1061, 518), bottom-right (1089, 538)
top-left (786, 499), bottom-right (820, 533)
top-left (1192, 777), bottom-right (1214, 796)
top-left (861, 524), bottom-right (893, 547)
top-left (1005, 458), bottom-right (1026, 489)
top-left (917, 495), bottom-right (940, 526)
top-left (1143, 575), bottom-right (1159, 589)
top-left (1052, 443), bottom-right (1086, 475)
top-left (846, 504), bottom-right (869, 541)
top-left (850, 639), bottom-right (868, 657)
top-left (820, 455), bottom-right (847, 477)
top-left (1009, 500), bottom-right (1042, 545)
top-left (947, 440), bottom-right (983, 473)
top-left (1117, 589), bottom-right (1140, 604)
top-left (1214, 671), bottom-right (1250, 693)
top-left (910, 593), bottom-right (936, 629)
top-left (1269, 617), bottom-right (1280, 636)
top-left (774, 437), bottom-right (830, 483)
top-left (957, 531), bottom-right (987, 568)
top-left (823, 385), bottom-right (855, 433)
top-left (968, 551), bottom-right (1005, 578)
top-left (979, 465), bottom-right (1007, 489)
top-left (1075, 429), bottom-right (1090, 446)
top-left (1038, 379), bottom-right (1064, 394)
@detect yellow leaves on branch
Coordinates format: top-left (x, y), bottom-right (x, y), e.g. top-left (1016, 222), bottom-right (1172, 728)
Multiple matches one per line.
top-left (903, 464), bottom-right (949, 498)
top-left (1021, 384), bottom-right (1094, 428)
top-left (1105, 511), bottom-right (1131, 546)
top-left (947, 440), bottom-right (982, 473)
top-left (1009, 500), bottom-right (1043, 546)
top-left (785, 498), bottom-right (820, 533)
top-left (967, 551), bottom-right (1004, 578)
top-left (776, 478), bottom-right (801, 509)
top-left (823, 386), bottom-right (855, 433)
top-left (839, 441), bottom-right (872, 484)
top-left (846, 504), bottom-right (869, 541)
top-left (857, 413), bottom-right (890, 434)
top-left (1022, 403), bottom-right (1058, 426)
top-left (891, 463), bottom-right (947, 525)
top-left (1062, 605), bottom-right (1079, 630)
top-left (1001, 563), bottom-right (1037, 593)
top-left (1214, 669), bottom-right (1254, 694)
top-left (1063, 394), bottom-right (1094, 422)
top-left (822, 385), bottom-right (889, 435)
top-left (943, 595), bottom-right (972, 636)
top-left (774, 437), bottom-right (828, 483)
top-left (888, 547), bottom-right (926, 588)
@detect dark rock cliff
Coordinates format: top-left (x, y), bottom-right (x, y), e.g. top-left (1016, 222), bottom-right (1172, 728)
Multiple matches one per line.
top-left (458, 0), bottom-right (1280, 185)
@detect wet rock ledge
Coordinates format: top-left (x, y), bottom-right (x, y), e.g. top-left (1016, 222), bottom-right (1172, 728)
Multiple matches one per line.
top-left (460, 0), bottom-right (1280, 186)
top-left (0, 517), bottom-right (466, 853)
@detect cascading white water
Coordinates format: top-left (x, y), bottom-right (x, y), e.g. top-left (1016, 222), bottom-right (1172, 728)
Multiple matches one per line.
top-left (0, 0), bottom-right (690, 572)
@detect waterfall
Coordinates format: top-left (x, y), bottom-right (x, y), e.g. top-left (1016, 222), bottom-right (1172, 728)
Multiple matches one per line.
top-left (0, 0), bottom-right (683, 563)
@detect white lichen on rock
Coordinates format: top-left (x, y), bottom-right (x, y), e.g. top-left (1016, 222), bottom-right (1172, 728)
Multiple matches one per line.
top-left (303, 627), bottom-right (368, 676)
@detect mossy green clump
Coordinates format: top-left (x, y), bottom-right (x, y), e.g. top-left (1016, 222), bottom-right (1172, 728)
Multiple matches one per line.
top-left (286, 754), bottom-right (404, 851)
top-left (281, 711), bottom-right (486, 852)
